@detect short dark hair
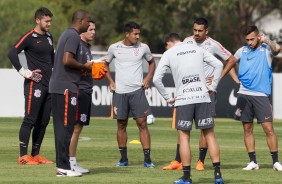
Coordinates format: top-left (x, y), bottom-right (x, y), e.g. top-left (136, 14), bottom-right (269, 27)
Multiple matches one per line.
top-left (72, 9), bottom-right (89, 23)
top-left (89, 20), bottom-right (96, 24)
top-left (35, 7), bottom-right (53, 19)
top-left (244, 25), bottom-right (259, 35)
top-left (123, 22), bottom-right (140, 33)
top-left (164, 33), bottom-right (182, 46)
top-left (194, 17), bottom-right (208, 29)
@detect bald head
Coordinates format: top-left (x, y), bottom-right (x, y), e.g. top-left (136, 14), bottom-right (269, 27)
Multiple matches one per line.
top-left (71, 9), bottom-right (91, 34)
top-left (72, 9), bottom-right (89, 23)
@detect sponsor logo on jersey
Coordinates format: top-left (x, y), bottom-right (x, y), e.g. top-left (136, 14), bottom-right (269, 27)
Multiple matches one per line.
top-left (183, 87), bottom-right (202, 93)
top-left (80, 114), bottom-right (87, 122)
top-left (197, 117), bottom-right (213, 127)
top-left (34, 89), bottom-right (41, 98)
top-left (71, 97), bottom-right (77, 106)
top-left (177, 50), bottom-right (196, 56)
top-left (182, 75), bottom-right (201, 84)
top-left (177, 94), bottom-right (208, 101)
top-left (177, 120), bottom-right (192, 128)
top-left (186, 40), bottom-right (194, 44)
top-left (32, 33), bottom-right (38, 37)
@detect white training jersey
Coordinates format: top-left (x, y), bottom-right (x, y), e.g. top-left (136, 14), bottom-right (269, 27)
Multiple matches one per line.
top-left (106, 41), bottom-right (153, 93)
top-left (183, 36), bottom-right (231, 77)
top-left (153, 42), bottom-right (223, 106)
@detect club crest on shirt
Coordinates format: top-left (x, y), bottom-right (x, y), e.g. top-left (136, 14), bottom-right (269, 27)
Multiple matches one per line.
top-left (34, 89), bottom-right (41, 98)
top-left (235, 108), bottom-right (242, 117)
top-left (201, 45), bottom-right (209, 51)
top-left (86, 52), bottom-right (91, 61)
top-left (243, 47), bottom-right (249, 52)
top-left (114, 106), bottom-right (118, 115)
top-left (47, 37), bottom-right (53, 46)
top-left (133, 48), bottom-right (139, 56)
top-left (32, 33), bottom-right (38, 37)
top-left (204, 41), bottom-right (211, 46)
top-left (71, 97), bottom-right (77, 106)
top-left (260, 47), bottom-right (265, 52)
top-left (80, 114), bottom-right (87, 122)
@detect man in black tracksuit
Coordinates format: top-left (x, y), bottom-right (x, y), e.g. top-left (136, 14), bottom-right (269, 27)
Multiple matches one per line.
top-left (7, 7), bottom-right (54, 165)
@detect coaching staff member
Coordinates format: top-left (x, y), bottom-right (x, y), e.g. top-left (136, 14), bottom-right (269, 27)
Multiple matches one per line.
top-left (49, 9), bottom-right (92, 177)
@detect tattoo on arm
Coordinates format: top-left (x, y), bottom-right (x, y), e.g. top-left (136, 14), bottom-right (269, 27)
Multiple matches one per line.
top-left (265, 39), bottom-right (278, 53)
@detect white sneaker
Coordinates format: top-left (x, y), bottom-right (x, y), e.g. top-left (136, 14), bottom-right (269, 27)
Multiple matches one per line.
top-left (242, 161), bottom-right (259, 170)
top-left (71, 164), bottom-right (90, 174)
top-left (273, 162), bottom-right (282, 171)
top-left (56, 168), bottom-right (82, 177)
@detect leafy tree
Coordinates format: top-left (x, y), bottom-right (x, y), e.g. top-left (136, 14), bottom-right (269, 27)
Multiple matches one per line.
top-left (1, 0), bottom-right (282, 71)
top-left (0, 0), bottom-right (80, 68)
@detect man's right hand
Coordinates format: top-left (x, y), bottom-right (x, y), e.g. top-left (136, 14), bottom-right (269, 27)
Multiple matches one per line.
top-left (109, 81), bottom-right (116, 93)
top-left (83, 62), bottom-right (93, 73)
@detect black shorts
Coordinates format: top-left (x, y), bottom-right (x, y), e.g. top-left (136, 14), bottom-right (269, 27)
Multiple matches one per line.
top-left (234, 94), bottom-right (273, 123)
top-left (111, 88), bottom-right (151, 120)
top-left (172, 103), bottom-right (214, 131)
top-left (76, 90), bottom-right (92, 126)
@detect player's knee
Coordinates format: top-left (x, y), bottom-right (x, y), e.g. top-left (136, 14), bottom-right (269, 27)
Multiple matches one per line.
top-left (138, 121), bottom-right (148, 130)
top-left (21, 121), bottom-right (34, 129)
top-left (265, 129), bottom-right (276, 137)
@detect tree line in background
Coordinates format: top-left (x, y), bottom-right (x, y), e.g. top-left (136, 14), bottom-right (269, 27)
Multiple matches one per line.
top-left (1, 0), bottom-right (282, 71)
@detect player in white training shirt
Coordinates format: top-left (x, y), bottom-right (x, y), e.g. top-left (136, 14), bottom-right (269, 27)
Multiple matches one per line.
top-left (105, 22), bottom-right (156, 168)
top-left (153, 32), bottom-right (224, 184)
top-left (163, 18), bottom-right (239, 172)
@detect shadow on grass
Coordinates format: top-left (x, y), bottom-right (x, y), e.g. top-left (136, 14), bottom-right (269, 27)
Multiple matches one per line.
top-left (197, 178), bottom-right (250, 184)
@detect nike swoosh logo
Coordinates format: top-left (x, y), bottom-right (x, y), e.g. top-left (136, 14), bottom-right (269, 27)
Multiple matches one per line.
top-left (229, 89), bottom-right (237, 106)
top-left (265, 116), bottom-right (271, 120)
top-left (247, 56), bottom-right (255, 61)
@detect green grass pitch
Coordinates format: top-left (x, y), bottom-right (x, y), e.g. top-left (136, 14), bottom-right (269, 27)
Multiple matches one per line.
top-left (0, 117), bottom-right (282, 183)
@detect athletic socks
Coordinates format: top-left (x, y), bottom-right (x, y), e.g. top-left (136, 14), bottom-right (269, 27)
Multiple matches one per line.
top-left (175, 144), bottom-right (181, 162)
top-left (19, 123), bottom-right (32, 156)
top-left (31, 143), bottom-right (40, 156)
top-left (182, 166), bottom-right (192, 182)
top-left (248, 151), bottom-right (257, 163)
top-left (199, 147), bottom-right (208, 163)
top-left (69, 157), bottom-right (77, 166)
top-left (119, 147), bottom-right (128, 162)
top-left (143, 148), bottom-right (151, 163)
top-left (19, 142), bottom-right (28, 156)
top-left (213, 162), bottom-right (222, 179)
top-left (271, 151), bottom-right (279, 164)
